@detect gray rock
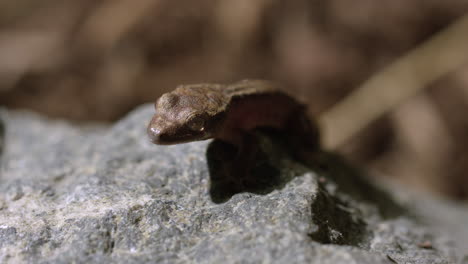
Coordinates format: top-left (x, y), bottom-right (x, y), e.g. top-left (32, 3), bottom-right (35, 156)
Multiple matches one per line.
top-left (0, 105), bottom-right (466, 264)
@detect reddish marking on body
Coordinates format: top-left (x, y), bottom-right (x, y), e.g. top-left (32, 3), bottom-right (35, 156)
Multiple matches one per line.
top-left (216, 94), bottom-right (303, 144)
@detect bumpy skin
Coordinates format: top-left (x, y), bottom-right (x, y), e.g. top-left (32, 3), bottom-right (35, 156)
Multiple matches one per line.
top-left (147, 79), bottom-right (320, 149)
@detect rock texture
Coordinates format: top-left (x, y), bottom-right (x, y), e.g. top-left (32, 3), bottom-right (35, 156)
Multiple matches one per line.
top-left (0, 105), bottom-right (466, 264)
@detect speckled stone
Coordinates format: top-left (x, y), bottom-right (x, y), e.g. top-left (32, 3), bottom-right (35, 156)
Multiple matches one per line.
top-left (0, 105), bottom-right (466, 264)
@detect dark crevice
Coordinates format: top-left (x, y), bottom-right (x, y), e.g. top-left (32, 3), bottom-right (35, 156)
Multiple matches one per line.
top-left (101, 214), bottom-right (117, 255)
top-left (102, 230), bottom-right (115, 255)
top-left (82, 214), bottom-right (118, 256)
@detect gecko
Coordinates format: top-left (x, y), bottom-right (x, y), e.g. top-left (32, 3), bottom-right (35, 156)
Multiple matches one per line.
top-left (147, 79), bottom-right (319, 148)
top-left (147, 79), bottom-right (320, 180)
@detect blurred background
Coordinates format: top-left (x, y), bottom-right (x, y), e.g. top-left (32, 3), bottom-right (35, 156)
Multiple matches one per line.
top-left (0, 0), bottom-right (467, 200)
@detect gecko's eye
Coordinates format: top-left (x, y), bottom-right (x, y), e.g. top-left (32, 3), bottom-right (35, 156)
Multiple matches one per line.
top-left (187, 116), bottom-right (205, 132)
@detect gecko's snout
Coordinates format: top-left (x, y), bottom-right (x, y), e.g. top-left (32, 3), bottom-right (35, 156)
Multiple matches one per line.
top-left (147, 124), bottom-right (163, 144)
top-left (147, 116), bottom-right (180, 145)
top-left (147, 115), bottom-right (168, 145)
top-left (147, 114), bottom-right (209, 145)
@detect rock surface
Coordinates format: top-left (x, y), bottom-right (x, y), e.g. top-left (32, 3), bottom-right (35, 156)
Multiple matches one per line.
top-left (0, 105), bottom-right (467, 264)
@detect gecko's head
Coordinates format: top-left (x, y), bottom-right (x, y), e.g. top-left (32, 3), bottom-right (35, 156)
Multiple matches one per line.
top-left (147, 86), bottom-right (227, 145)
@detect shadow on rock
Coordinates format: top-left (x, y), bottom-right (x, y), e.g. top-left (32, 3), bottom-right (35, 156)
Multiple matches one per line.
top-left (206, 131), bottom-right (301, 204)
top-left (206, 130), bottom-right (407, 224)
top-left (310, 151), bottom-right (408, 220)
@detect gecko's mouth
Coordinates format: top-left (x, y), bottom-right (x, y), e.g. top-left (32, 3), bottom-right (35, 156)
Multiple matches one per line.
top-left (147, 124), bottom-right (207, 145)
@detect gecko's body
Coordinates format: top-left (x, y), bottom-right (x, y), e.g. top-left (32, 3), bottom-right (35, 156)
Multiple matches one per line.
top-left (147, 80), bottom-right (319, 149)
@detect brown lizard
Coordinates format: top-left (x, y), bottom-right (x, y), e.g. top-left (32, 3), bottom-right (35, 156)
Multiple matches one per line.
top-left (147, 79), bottom-right (319, 149)
top-left (147, 80), bottom-right (320, 180)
